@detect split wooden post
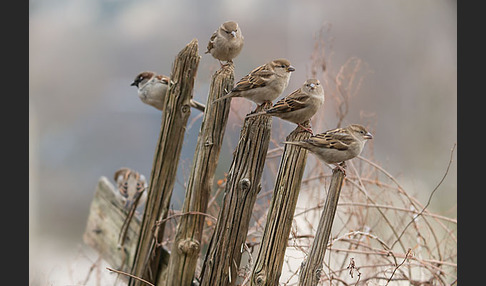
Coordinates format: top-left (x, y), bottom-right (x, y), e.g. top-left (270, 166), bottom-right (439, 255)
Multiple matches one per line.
top-left (298, 167), bottom-right (346, 285)
top-left (164, 64), bottom-right (235, 286)
top-left (128, 39), bottom-right (200, 286)
top-left (199, 102), bottom-right (273, 286)
top-left (250, 122), bottom-right (312, 286)
top-left (83, 176), bottom-right (170, 279)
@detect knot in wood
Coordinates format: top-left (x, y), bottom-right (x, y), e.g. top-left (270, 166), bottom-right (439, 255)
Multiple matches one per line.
top-left (178, 238), bottom-right (200, 256)
top-left (181, 104), bottom-right (190, 113)
top-left (239, 178), bottom-right (251, 191)
top-left (254, 273), bottom-right (266, 285)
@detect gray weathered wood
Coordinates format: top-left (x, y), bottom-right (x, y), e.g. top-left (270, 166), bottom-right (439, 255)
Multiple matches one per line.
top-left (199, 102), bottom-right (273, 286)
top-left (83, 176), bottom-right (170, 280)
top-left (298, 167), bottom-right (346, 285)
top-left (164, 64), bottom-right (235, 286)
top-left (129, 39), bottom-right (200, 286)
top-left (250, 122), bottom-right (312, 286)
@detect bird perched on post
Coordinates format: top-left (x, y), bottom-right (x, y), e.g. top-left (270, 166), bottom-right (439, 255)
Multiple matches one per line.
top-left (245, 78), bottom-right (324, 133)
top-left (131, 71), bottom-right (205, 112)
top-left (213, 58), bottom-right (295, 106)
top-left (205, 21), bottom-right (244, 65)
top-left (114, 167), bottom-right (148, 210)
top-left (284, 124), bottom-right (373, 173)
top-left (131, 71), bottom-right (171, 111)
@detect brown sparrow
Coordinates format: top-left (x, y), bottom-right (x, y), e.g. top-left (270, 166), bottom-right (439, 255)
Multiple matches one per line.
top-left (284, 124), bottom-right (373, 172)
top-left (114, 167), bottom-right (147, 210)
top-left (205, 21), bottom-right (244, 65)
top-left (131, 71), bottom-right (205, 112)
top-left (245, 79), bottom-right (324, 133)
top-left (131, 71), bottom-right (171, 111)
top-left (213, 58), bottom-right (295, 105)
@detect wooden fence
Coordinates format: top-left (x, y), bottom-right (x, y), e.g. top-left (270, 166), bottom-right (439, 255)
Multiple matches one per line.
top-left (83, 39), bottom-right (345, 286)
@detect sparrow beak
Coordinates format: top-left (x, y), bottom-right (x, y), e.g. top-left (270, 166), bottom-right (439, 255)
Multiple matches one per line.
top-left (287, 66), bottom-right (296, 72)
top-left (130, 81), bottom-right (138, 87)
top-left (231, 31), bottom-right (237, 38)
top-left (309, 83), bottom-right (316, 89)
top-left (364, 132), bottom-right (373, 139)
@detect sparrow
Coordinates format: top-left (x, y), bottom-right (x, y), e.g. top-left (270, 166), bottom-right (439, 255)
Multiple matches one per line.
top-left (205, 21), bottom-right (244, 65)
top-left (213, 58), bottom-right (295, 105)
top-left (245, 79), bottom-right (324, 133)
top-left (131, 71), bottom-right (205, 112)
top-left (131, 71), bottom-right (171, 111)
top-left (114, 167), bottom-right (148, 210)
top-left (284, 124), bottom-right (373, 173)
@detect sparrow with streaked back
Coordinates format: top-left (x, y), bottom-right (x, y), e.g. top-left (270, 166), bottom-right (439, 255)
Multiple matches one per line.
top-left (284, 124), bottom-right (373, 173)
top-left (213, 58), bottom-right (295, 106)
top-left (245, 78), bottom-right (324, 133)
top-left (206, 21), bottom-right (244, 65)
top-left (114, 167), bottom-right (148, 210)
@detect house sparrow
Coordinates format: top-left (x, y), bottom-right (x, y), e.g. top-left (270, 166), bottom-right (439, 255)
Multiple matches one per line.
top-left (131, 71), bottom-right (205, 112)
top-left (131, 71), bottom-right (171, 111)
top-left (114, 167), bottom-right (147, 210)
top-left (245, 79), bottom-right (324, 133)
top-left (205, 21), bottom-right (244, 65)
top-left (284, 124), bottom-right (373, 173)
top-left (213, 58), bottom-right (295, 105)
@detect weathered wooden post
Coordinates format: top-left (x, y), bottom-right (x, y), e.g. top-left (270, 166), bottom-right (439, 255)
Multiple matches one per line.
top-left (84, 176), bottom-right (171, 277)
top-left (199, 102), bottom-right (273, 286)
top-left (250, 122), bottom-right (312, 285)
top-left (298, 167), bottom-right (346, 285)
top-left (164, 64), bottom-right (235, 286)
top-left (129, 39), bottom-right (200, 286)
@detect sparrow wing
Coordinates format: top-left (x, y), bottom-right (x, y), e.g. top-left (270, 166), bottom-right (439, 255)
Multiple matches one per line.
top-left (266, 89), bottom-right (309, 114)
top-left (206, 31), bottom-right (217, 53)
top-left (231, 65), bottom-right (274, 92)
top-left (306, 129), bottom-right (353, 151)
top-left (155, 75), bottom-right (171, 85)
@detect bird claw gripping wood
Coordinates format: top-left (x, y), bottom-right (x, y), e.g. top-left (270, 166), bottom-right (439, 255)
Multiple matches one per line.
top-left (334, 161), bottom-right (347, 176)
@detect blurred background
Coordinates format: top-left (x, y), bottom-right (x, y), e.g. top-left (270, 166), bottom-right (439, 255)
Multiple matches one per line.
top-left (29, 0), bottom-right (456, 284)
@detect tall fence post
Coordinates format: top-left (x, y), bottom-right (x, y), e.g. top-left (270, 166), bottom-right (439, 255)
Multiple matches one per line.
top-left (250, 123), bottom-right (312, 285)
top-left (164, 64), bottom-right (235, 286)
top-left (298, 167), bottom-right (346, 285)
top-left (199, 102), bottom-right (273, 286)
top-left (128, 39), bottom-right (200, 286)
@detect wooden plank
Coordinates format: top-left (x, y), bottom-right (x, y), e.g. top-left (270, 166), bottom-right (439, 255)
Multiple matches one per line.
top-left (128, 39), bottom-right (200, 286)
top-left (83, 176), bottom-right (170, 279)
top-left (199, 102), bottom-right (273, 286)
top-left (298, 167), bottom-right (346, 285)
top-left (165, 64), bottom-right (235, 285)
top-left (250, 123), bottom-right (312, 285)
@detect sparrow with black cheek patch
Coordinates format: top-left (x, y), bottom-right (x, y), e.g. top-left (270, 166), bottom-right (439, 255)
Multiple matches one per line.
top-left (284, 124), bottom-right (373, 174)
top-left (245, 78), bottom-right (324, 133)
top-left (131, 71), bottom-right (171, 111)
top-left (114, 167), bottom-right (148, 210)
top-left (213, 58), bottom-right (295, 106)
top-left (206, 21), bottom-right (244, 65)
top-left (131, 72), bottom-right (205, 112)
